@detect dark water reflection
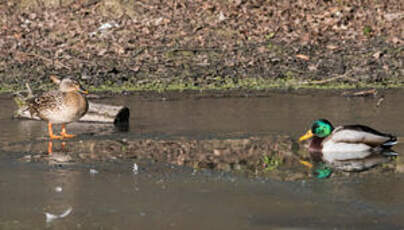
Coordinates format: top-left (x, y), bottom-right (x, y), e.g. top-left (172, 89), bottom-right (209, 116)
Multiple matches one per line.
top-left (1, 90), bottom-right (404, 229)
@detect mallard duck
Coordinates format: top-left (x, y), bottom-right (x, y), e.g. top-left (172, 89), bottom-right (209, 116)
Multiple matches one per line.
top-left (28, 75), bottom-right (89, 140)
top-left (299, 119), bottom-right (397, 164)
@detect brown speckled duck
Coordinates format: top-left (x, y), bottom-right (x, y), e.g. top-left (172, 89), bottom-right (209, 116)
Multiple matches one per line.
top-left (28, 75), bottom-right (89, 140)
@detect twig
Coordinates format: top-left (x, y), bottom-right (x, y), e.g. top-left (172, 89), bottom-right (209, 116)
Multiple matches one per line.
top-left (342, 89), bottom-right (377, 97)
top-left (169, 48), bottom-right (222, 53)
top-left (301, 70), bottom-right (356, 85)
top-left (376, 96), bottom-right (384, 107)
top-left (25, 83), bottom-right (34, 98)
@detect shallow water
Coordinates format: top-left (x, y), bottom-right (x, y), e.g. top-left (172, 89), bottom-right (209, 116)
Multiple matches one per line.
top-left (1, 90), bottom-right (404, 229)
top-left (1, 160), bottom-right (404, 229)
top-left (4, 90), bottom-right (404, 141)
top-left (105, 90), bottom-right (404, 139)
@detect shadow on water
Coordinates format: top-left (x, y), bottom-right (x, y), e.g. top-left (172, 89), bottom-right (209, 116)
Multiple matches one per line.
top-left (1, 90), bottom-right (404, 229)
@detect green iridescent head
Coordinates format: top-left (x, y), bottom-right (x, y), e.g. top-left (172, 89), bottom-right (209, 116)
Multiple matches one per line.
top-left (299, 119), bottom-right (334, 141)
top-left (311, 119), bottom-right (334, 138)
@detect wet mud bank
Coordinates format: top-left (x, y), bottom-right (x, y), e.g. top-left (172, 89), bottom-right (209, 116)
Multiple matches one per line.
top-left (3, 135), bottom-right (400, 181)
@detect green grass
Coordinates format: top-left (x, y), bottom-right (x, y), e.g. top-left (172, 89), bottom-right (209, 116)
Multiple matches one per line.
top-left (2, 77), bottom-right (404, 94)
top-left (87, 78), bottom-right (404, 92)
top-left (262, 155), bottom-right (282, 171)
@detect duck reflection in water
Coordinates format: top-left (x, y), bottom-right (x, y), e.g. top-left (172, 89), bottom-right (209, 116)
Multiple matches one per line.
top-left (48, 140), bottom-right (67, 155)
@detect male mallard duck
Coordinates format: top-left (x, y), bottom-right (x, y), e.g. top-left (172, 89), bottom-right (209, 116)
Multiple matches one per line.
top-left (299, 119), bottom-right (397, 163)
top-left (28, 75), bottom-right (89, 140)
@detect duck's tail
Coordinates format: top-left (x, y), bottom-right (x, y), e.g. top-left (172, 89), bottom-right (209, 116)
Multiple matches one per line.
top-left (382, 135), bottom-right (398, 147)
top-left (372, 146), bottom-right (398, 156)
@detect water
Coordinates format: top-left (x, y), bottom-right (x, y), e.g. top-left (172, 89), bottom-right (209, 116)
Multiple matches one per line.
top-left (1, 90), bottom-right (404, 229)
top-left (103, 90), bottom-right (404, 139)
top-left (4, 90), bottom-right (404, 141)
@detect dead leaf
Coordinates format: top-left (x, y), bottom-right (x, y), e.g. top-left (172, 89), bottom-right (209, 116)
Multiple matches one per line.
top-left (13, 33), bottom-right (21, 39)
top-left (308, 65), bottom-right (317, 71)
top-left (372, 51), bottom-right (383, 59)
top-left (326, 44), bottom-right (338, 50)
top-left (296, 54), bottom-right (310, 61)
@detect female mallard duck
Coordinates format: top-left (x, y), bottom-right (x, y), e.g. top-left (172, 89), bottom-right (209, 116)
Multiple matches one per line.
top-left (28, 75), bottom-right (89, 140)
top-left (299, 119), bottom-right (397, 164)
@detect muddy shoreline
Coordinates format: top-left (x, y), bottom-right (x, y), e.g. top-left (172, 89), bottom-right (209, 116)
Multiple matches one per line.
top-left (2, 134), bottom-right (398, 181)
top-left (0, 1), bottom-right (402, 92)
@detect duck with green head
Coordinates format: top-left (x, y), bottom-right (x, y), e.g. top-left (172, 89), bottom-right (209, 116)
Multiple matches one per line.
top-left (299, 119), bottom-right (397, 164)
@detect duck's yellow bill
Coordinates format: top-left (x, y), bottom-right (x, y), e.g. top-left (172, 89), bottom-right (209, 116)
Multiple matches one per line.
top-left (299, 160), bottom-right (313, 168)
top-left (299, 130), bottom-right (314, 142)
top-left (79, 89), bottom-right (89, 94)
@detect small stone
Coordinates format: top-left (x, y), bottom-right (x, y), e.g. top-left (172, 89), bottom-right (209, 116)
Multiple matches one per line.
top-left (55, 186), bottom-right (63, 192)
top-left (50, 153), bottom-right (72, 162)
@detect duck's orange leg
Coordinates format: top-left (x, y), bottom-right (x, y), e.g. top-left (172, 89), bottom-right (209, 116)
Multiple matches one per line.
top-left (48, 141), bottom-right (53, 154)
top-left (60, 124), bottom-right (75, 138)
top-left (48, 122), bottom-right (64, 140)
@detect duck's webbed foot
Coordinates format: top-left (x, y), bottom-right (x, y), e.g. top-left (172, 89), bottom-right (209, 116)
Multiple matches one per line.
top-left (60, 124), bottom-right (75, 138)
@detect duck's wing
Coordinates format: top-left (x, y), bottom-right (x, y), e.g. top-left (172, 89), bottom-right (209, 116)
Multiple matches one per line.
top-left (329, 125), bottom-right (397, 147)
top-left (322, 142), bottom-right (398, 162)
top-left (28, 91), bottom-right (62, 118)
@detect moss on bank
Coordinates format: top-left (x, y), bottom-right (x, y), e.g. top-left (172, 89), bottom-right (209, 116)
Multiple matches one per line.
top-left (3, 77), bottom-right (404, 94)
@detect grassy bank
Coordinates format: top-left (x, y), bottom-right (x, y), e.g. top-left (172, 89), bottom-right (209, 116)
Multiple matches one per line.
top-left (3, 76), bottom-right (404, 94)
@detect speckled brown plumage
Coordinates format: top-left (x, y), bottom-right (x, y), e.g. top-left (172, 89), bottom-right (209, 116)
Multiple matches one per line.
top-left (28, 76), bottom-right (88, 140)
top-left (29, 91), bottom-right (88, 124)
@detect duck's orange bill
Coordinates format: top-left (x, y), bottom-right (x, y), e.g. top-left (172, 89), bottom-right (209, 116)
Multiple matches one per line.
top-left (299, 130), bottom-right (314, 142)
